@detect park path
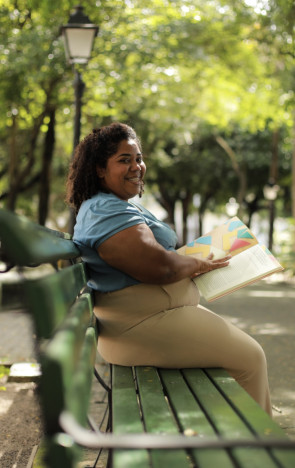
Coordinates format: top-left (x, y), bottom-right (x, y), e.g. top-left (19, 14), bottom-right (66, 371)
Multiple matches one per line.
top-left (206, 276), bottom-right (295, 439)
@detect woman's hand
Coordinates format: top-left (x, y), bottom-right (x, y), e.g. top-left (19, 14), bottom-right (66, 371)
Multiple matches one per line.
top-left (190, 253), bottom-right (231, 278)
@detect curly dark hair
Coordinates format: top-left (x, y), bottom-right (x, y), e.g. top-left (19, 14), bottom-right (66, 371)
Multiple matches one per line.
top-left (66, 122), bottom-right (141, 213)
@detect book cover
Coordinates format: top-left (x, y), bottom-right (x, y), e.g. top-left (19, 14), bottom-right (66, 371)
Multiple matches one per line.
top-left (178, 217), bottom-right (283, 302)
top-left (177, 217), bottom-right (258, 260)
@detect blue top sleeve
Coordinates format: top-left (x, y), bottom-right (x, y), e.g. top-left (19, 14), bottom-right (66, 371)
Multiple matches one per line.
top-left (75, 193), bottom-right (145, 249)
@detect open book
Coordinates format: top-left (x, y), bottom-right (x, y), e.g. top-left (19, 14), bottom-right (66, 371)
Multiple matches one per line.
top-left (178, 217), bottom-right (283, 302)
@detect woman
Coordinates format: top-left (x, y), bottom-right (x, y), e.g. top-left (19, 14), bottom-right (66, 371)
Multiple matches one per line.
top-left (66, 122), bottom-right (272, 416)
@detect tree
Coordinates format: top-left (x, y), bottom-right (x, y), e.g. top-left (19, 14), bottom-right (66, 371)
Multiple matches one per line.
top-left (0, 0), bottom-right (67, 221)
top-left (0, 0), bottom-right (293, 242)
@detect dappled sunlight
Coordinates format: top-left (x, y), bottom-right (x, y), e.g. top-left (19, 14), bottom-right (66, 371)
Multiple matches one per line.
top-left (0, 383), bottom-right (36, 417)
top-left (221, 315), bottom-right (295, 336)
top-left (205, 283), bottom-right (295, 440)
top-left (247, 290), bottom-right (295, 298)
top-left (276, 388), bottom-right (295, 404)
top-left (273, 406), bottom-right (294, 420)
top-left (221, 315), bottom-right (250, 331)
top-left (0, 398), bottom-right (13, 416)
top-left (271, 390), bottom-right (295, 434)
top-left (251, 323), bottom-right (294, 335)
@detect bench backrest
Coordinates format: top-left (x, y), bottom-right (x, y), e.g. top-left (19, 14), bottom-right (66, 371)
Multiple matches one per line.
top-left (0, 208), bottom-right (98, 468)
top-left (0, 208), bottom-right (80, 266)
top-left (40, 289), bottom-right (97, 432)
top-left (26, 262), bottom-right (88, 339)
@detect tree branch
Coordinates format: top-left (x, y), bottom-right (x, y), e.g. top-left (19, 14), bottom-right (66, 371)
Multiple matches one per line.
top-left (0, 172), bottom-right (41, 201)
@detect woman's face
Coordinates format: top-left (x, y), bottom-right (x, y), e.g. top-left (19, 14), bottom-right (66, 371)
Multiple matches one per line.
top-left (97, 139), bottom-right (146, 201)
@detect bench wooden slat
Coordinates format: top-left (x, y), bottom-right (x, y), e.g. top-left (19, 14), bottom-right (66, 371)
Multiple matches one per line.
top-left (207, 368), bottom-right (295, 468)
top-left (160, 368), bottom-right (235, 468)
top-left (69, 326), bottom-right (97, 426)
top-left (207, 368), bottom-right (287, 437)
top-left (183, 368), bottom-right (280, 468)
top-left (0, 208), bottom-right (80, 266)
top-left (270, 447), bottom-right (295, 468)
top-left (40, 295), bottom-right (95, 434)
top-left (112, 365), bottom-right (150, 468)
top-left (25, 262), bottom-right (87, 339)
top-left (136, 366), bottom-right (191, 468)
top-left (44, 326), bottom-right (97, 467)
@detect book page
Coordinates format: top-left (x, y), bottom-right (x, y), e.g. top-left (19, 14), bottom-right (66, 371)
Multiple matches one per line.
top-left (194, 244), bottom-right (282, 301)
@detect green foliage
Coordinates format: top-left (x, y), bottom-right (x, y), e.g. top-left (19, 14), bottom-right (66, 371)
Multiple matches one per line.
top-left (0, 365), bottom-right (9, 377)
top-left (0, 0), bottom-right (293, 240)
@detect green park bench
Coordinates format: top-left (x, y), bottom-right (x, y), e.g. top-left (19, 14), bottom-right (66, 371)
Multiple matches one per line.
top-left (1, 207), bottom-right (295, 468)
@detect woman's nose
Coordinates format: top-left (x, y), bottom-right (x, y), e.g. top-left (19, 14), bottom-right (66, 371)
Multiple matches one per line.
top-left (131, 160), bottom-right (141, 171)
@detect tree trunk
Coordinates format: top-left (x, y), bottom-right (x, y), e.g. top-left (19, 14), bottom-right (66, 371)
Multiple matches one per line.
top-left (4, 77), bottom-right (60, 214)
top-left (38, 107), bottom-right (56, 225)
top-left (198, 196), bottom-right (210, 237)
top-left (156, 187), bottom-right (176, 226)
top-left (6, 114), bottom-right (18, 211)
top-left (267, 128), bottom-right (279, 251)
top-left (181, 192), bottom-right (192, 244)
top-left (292, 114), bottom-right (295, 220)
top-left (245, 194), bottom-right (260, 228)
top-left (292, 113), bottom-right (295, 254)
top-left (216, 135), bottom-right (247, 214)
top-left (270, 128), bottom-right (279, 182)
top-left (5, 111), bottom-right (45, 211)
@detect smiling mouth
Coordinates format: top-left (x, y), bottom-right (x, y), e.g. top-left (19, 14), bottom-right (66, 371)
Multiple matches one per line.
top-left (126, 177), bottom-right (141, 184)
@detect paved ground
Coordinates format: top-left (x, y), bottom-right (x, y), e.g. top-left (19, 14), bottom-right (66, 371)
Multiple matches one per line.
top-left (0, 275), bottom-right (295, 467)
top-left (0, 307), bottom-right (110, 468)
top-left (204, 276), bottom-right (295, 439)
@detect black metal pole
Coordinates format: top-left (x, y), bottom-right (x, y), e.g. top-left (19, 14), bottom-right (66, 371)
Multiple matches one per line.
top-left (73, 69), bottom-right (85, 151)
top-left (268, 199), bottom-right (275, 251)
top-left (68, 69), bottom-right (85, 235)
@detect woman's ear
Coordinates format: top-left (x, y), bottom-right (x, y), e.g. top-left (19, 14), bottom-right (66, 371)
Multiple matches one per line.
top-left (96, 165), bottom-right (105, 179)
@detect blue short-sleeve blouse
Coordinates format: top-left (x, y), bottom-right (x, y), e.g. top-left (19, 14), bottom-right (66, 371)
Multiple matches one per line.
top-left (73, 192), bottom-right (178, 292)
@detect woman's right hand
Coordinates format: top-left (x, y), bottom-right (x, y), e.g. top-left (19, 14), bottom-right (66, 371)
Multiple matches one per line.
top-left (190, 253), bottom-right (231, 278)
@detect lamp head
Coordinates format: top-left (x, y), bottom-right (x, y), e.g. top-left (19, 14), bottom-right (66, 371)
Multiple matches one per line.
top-left (60, 5), bottom-right (99, 65)
top-left (263, 180), bottom-right (280, 201)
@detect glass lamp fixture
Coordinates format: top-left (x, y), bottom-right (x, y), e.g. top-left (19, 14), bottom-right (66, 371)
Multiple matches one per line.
top-left (263, 181), bottom-right (280, 201)
top-left (60, 5), bottom-right (99, 65)
top-left (225, 197), bottom-right (239, 217)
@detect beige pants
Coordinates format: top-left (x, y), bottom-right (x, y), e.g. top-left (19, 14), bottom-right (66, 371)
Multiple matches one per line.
top-left (94, 278), bottom-right (272, 415)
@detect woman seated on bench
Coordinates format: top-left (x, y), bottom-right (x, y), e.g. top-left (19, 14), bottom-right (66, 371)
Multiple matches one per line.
top-left (66, 122), bottom-right (272, 416)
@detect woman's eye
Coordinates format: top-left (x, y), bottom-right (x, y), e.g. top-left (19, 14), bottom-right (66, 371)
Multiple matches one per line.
top-left (119, 157), bottom-right (143, 164)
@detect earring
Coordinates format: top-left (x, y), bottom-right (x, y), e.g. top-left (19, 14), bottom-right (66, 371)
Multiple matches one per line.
top-left (139, 180), bottom-right (145, 198)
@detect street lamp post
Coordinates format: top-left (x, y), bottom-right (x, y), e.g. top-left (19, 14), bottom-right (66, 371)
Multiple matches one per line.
top-left (263, 179), bottom-right (280, 251)
top-left (73, 70), bottom-right (85, 150)
top-left (60, 5), bottom-right (98, 232)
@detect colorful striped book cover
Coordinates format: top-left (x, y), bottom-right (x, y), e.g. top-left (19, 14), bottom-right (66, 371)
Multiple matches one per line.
top-left (178, 217), bottom-right (258, 260)
top-left (178, 217), bottom-right (283, 302)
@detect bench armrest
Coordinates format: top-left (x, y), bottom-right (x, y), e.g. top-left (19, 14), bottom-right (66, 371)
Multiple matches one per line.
top-left (59, 411), bottom-right (295, 451)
